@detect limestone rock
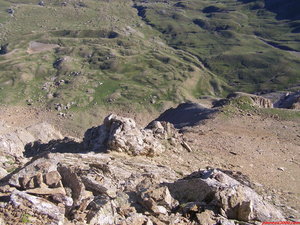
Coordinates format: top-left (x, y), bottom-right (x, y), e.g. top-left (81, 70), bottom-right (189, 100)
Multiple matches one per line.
top-left (0, 129), bottom-right (35, 157)
top-left (168, 169), bottom-right (284, 222)
top-left (84, 114), bottom-right (165, 156)
top-left (118, 213), bottom-right (150, 225)
top-left (137, 179), bottom-right (178, 215)
top-left (10, 189), bottom-right (64, 224)
top-left (0, 138), bottom-right (286, 224)
top-left (196, 210), bottom-right (216, 225)
top-left (81, 175), bottom-right (117, 198)
top-left (57, 165), bottom-right (86, 207)
top-left (44, 171), bottom-right (62, 188)
top-left (0, 122), bottom-right (63, 157)
top-left (0, 167), bottom-right (8, 179)
top-left (26, 122), bottom-right (63, 143)
top-left (25, 186), bottom-right (66, 196)
top-left (228, 92), bottom-right (273, 108)
top-left (146, 121), bottom-right (179, 140)
top-left (9, 153), bottom-right (59, 188)
top-left (87, 196), bottom-right (119, 225)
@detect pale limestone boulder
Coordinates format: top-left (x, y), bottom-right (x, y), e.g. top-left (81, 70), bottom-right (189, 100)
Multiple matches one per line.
top-left (84, 114), bottom-right (165, 156)
top-left (0, 129), bottom-right (35, 157)
top-left (10, 189), bottom-right (65, 224)
top-left (168, 169), bottom-right (284, 222)
top-left (0, 122), bottom-right (63, 157)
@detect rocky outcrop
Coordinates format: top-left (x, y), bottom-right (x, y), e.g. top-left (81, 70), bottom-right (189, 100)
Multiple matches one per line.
top-left (168, 169), bottom-right (285, 222)
top-left (84, 114), bottom-right (166, 156)
top-left (0, 151), bottom-right (285, 224)
top-left (227, 92), bottom-right (273, 108)
top-left (0, 113), bottom-right (288, 224)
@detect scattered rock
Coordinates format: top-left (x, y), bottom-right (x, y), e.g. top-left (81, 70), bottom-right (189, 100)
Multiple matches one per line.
top-left (81, 175), bottom-right (117, 198)
top-left (57, 165), bottom-right (86, 207)
top-left (137, 181), bottom-right (178, 215)
top-left (181, 141), bottom-right (192, 152)
top-left (44, 171), bottom-right (62, 187)
top-left (0, 150), bottom-right (286, 224)
top-left (38, 1), bottom-right (45, 6)
top-left (6, 8), bottom-right (14, 15)
top-left (196, 210), bottom-right (216, 225)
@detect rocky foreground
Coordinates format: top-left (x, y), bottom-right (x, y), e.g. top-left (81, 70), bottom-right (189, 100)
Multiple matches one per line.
top-left (0, 112), bottom-right (290, 224)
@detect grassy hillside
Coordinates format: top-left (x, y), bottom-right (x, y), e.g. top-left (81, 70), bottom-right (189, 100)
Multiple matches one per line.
top-left (0, 0), bottom-right (224, 111)
top-left (133, 0), bottom-right (300, 93)
top-left (0, 0), bottom-right (299, 112)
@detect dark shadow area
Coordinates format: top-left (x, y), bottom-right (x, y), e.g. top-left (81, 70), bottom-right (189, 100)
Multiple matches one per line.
top-left (24, 137), bottom-right (84, 158)
top-left (274, 91), bottom-right (300, 108)
top-left (51, 30), bottom-right (119, 39)
top-left (133, 4), bottom-right (147, 18)
top-left (151, 102), bottom-right (218, 129)
top-left (173, 2), bottom-right (187, 8)
top-left (202, 6), bottom-right (224, 13)
top-left (132, 4), bottom-right (155, 28)
top-left (0, 195), bottom-right (10, 202)
top-left (238, 0), bottom-right (300, 20)
top-left (264, 0), bottom-right (300, 20)
top-left (0, 43), bottom-right (9, 55)
top-left (263, 40), bottom-right (297, 52)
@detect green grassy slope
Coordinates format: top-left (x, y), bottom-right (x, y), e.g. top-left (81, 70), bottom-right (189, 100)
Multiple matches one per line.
top-left (0, 0), bottom-right (299, 112)
top-left (133, 0), bottom-right (300, 93)
top-left (0, 0), bottom-right (223, 111)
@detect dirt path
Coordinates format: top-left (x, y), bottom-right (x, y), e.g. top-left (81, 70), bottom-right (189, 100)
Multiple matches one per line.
top-left (27, 41), bottom-right (59, 54)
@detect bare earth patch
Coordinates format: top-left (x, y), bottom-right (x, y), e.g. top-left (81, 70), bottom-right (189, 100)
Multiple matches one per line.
top-left (27, 41), bottom-right (59, 54)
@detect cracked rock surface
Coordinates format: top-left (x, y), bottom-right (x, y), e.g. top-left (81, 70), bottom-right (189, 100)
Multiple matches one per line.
top-left (0, 114), bottom-right (287, 224)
